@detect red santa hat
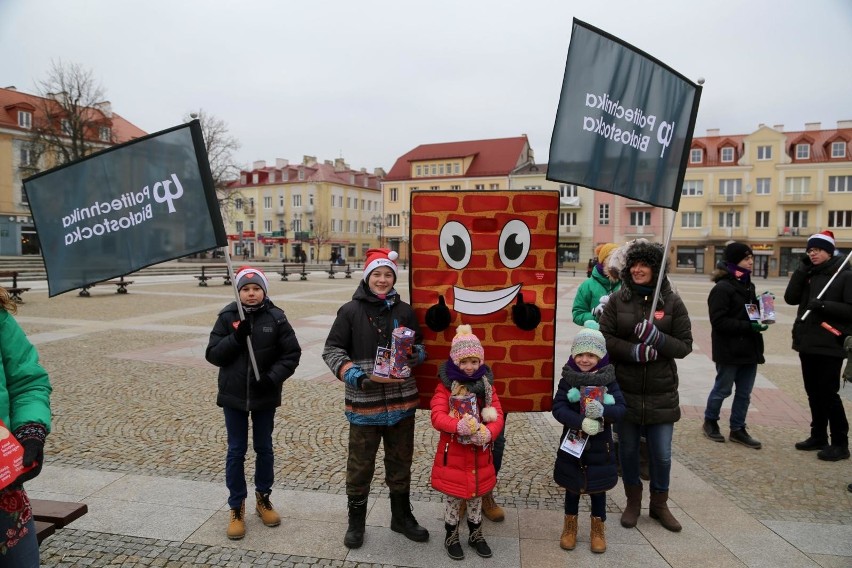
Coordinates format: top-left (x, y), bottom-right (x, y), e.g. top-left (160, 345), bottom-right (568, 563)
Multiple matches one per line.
top-left (363, 248), bottom-right (399, 282)
top-left (807, 230), bottom-right (836, 256)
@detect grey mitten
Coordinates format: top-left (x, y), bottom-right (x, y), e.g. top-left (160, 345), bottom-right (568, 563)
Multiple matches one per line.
top-left (585, 399), bottom-right (604, 419)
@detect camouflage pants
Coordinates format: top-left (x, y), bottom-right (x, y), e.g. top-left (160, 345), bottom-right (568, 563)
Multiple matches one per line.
top-left (346, 415), bottom-right (415, 496)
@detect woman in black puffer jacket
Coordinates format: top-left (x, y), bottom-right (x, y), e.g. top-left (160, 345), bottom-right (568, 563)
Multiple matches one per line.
top-left (598, 240), bottom-right (692, 533)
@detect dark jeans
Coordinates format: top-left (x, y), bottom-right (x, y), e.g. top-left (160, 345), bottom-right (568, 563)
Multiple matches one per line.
top-left (346, 415), bottom-right (415, 496)
top-left (800, 353), bottom-right (849, 448)
top-left (223, 406), bottom-right (276, 509)
top-left (619, 421), bottom-right (673, 493)
top-left (704, 363), bottom-right (758, 431)
top-left (564, 491), bottom-right (606, 520)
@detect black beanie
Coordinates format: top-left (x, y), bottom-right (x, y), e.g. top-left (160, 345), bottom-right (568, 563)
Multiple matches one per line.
top-left (724, 242), bottom-right (753, 265)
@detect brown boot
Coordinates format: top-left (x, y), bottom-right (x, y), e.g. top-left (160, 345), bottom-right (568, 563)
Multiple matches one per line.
top-left (649, 491), bottom-right (682, 532)
top-left (226, 501), bottom-right (246, 540)
top-left (559, 514), bottom-right (577, 550)
top-left (482, 491), bottom-right (505, 522)
top-left (255, 491), bottom-right (281, 527)
top-left (620, 483), bottom-right (642, 528)
top-left (590, 516), bottom-right (607, 553)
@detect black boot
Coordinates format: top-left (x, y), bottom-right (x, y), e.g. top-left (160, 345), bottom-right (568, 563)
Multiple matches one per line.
top-left (444, 523), bottom-right (464, 560)
top-left (389, 492), bottom-right (429, 542)
top-left (344, 495), bottom-right (368, 549)
top-left (467, 520), bottom-right (492, 558)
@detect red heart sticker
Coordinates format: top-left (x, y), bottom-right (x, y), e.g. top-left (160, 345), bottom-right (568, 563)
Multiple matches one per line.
top-left (654, 310), bottom-right (664, 320)
top-left (232, 321), bottom-right (240, 330)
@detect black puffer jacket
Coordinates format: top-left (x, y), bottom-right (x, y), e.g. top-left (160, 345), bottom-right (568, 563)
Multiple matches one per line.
top-left (708, 268), bottom-right (765, 365)
top-left (784, 254), bottom-right (852, 357)
top-left (206, 299), bottom-right (301, 411)
top-left (598, 278), bottom-right (693, 425)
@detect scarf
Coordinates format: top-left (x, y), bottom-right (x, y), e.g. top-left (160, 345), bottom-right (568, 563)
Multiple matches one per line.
top-left (242, 297), bottom-right (270, 314)
top-left (444, 358), bottom-right (489, 383)
top-left (726, 262), bottom-right (751, 285)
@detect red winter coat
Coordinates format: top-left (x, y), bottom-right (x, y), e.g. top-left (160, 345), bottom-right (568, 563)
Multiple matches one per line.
top-left (430, 382), bottom-right (504, 500)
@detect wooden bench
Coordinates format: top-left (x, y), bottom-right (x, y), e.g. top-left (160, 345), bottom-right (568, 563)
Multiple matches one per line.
top-left (31, 498), bottom-right (88, 545)
top-left (195, 265), bottom-right (231, 287)
top-left (79, 276), bottom-right (134, 296)
top-left (0, 270), bottom-right (31, 303)
top-left (280, 263), bottom-right (308, 281)
top-left (327, 263), bottom-right (352, 279)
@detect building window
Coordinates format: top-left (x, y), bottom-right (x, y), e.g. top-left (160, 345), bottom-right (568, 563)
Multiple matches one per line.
top-left (263, 196), bottom-right (272, 209)
top-left (784, 210), bottom-right (808, 229)
top-left (828, 175), bottom-right (852, 192)
top-left (524, 185), bottom-right (542, 190)
top-left (785, 177), bottom-right (810, 194)
top-left (559, 184), bottom-right (578, 198)
top-left (431, 164), bottom-right (437, 175)
top-left (598, 204), bottom-right (610, 225)
top-left (292, 194), bottom-right (302, 207)
top-left (560, 212), bottom-right (577, 226)
top-left (99, 126), bottom-right (111, 142)
top-left (721, 147), bottom-right (735, 162)
top-left (20, 184), bottom-right (28, 205)
top-left (17, 110), bottom-right (32, 129)
top-left (450, 184), bottom-right (461, 190)
top-left (757, 145), bottom-right (772, 160)
top-left (263, 220), bottom-right (272, 232)
top-left (474, 184), bottom-right (484, 190)
top-left (416, 165), bottom-right (422, 176)
top-left (831, 141), bottom-right (846, 158)
top-left (298, 169), bottom-right (305, 181)
top-left (755, 211), bottom-right (770, 228)
top-left (719, 210), bottom-right (741, 228)
top-left (252, 172), bottom-right (259, 184)
top-left (439, 164), bottom-right (445, 175)
top-left (235, 221), bottom-right (243, 233)
top-left (756, 178), bottom-right (771, 195)
top-left (676, 247), bottom-right (703, 269)
top-left (689, 148), bottom-right (703, 163)
top-left (718, 178), bottom-right (742, 197)
top-left (280, 194), bottom-right (285, 207)
top-left (454, 163), bottom-right (461, 174)
top-left (680, 211), bottom-right (702, 228)
top-left (430, 185), bottom-right (440, 190)
top-left (235, 198), bottom-right (243, 210)
top-left (389, 187), bottom-right (398, 202)
top-left (630, 211), bottom-right (651, 226)
top-left (828, 210), bottom-right (852, 228)
top-left (19, 148), bottom-right (34, 167)
top-left (490, 183), bottom-right (499, 190)
top-left (61, 119), bottom-right (71, 135)
top-left (681, 180), bottom-right (703, 196)
top-left (795, 143), bottom-right (810, 160)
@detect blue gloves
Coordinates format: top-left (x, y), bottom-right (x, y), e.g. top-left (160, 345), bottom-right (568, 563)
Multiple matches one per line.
top-left (632, 344), bottom-right (659, 363)
top-left (343, 365), bottom-right (367, 388)
top-left (407, 344), bottom-right (426, 368)
top-left (634, 320), bottom-right (664, 347)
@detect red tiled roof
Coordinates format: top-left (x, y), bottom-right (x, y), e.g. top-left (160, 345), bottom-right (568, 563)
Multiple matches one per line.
top-left (384, 136), bottom-right (531, 180)
top-left (0, 87), bottom-right (146, 143)
top-left (690, 126), bottom-right (852, 166)
top-left (231, 160), bottom-right (382, 190)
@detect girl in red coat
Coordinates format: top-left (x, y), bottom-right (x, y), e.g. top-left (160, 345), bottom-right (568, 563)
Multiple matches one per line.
top-left (431, 325), bottom-right (505, 560)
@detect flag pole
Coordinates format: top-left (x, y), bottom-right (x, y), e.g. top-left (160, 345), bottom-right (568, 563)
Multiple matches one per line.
top-left (647, 208), bottom-right (675, 321)
top-left (224, 247), bottom-right (262, 381)
top-left (801, 248), bottom-right (852, 321)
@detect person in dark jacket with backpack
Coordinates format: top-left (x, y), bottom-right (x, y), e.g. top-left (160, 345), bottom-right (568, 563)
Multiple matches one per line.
top-left (322, 248), bottom-right (429, 549)
top-left (702, 242), bottom-right (767, 449)
top-left (784, 231), bottom-right (851, 461)
top-left (206, 267), bottom-right (301, 540)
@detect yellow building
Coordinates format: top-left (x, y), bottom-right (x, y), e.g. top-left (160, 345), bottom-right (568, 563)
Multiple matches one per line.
top-left (0, 86), bottom-right (145, 255)
top-left (225, 156), bottom-right (384, 263)
top-left (674, 121), bottom-right (852, 276)
top-left (382, 136), bottom-right (534, 263)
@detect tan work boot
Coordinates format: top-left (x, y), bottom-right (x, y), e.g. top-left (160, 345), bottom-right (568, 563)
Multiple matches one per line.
top-left (227, 501), bottom-right (245, 540)
top-left (559, 514), bottom-right (577, 550)
top-left (482, 491), bottom-right (505, 522)
top-left (590, 516), bottom-right (607, 553)
top-left (255, 491), bottom-right (281, 527)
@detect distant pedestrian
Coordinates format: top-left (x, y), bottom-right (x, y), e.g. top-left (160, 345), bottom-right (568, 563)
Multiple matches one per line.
top-left (430, 325), bottom-right (504, 560)
top-left (702, 242), bottom-right (767, 449)
top-left (322, 248), bottom-right (429, 549)
top-left (553, 321), bottom-right (626, 554)
top-left (206, 267), bottom-right (302, 540)
top-left (573, 243), bottom-right (621, 326)
top-left (783, 231), bottom-right (851, 461)
top-left (0, 286), bottom-right (52, 568)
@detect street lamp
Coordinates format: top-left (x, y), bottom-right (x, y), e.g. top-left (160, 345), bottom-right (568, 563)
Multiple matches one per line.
top-left (401, 210), bottom-right (410, 269)
top-left (371, 214), bottom-right (384, 247)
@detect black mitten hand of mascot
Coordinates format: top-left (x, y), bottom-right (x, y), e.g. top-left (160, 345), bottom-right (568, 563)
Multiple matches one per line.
top-left (425, 295), bottom-right (452, 332)
top-left (512, 295), bottom-right (541, 331)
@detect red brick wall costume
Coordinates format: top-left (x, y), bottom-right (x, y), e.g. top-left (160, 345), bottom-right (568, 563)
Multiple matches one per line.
top-left (410, 190), bottom-right (559, 412)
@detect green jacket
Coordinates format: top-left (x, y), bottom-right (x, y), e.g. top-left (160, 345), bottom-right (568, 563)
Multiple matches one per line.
top-left (572, 266), bottom-right (622, 326)
top-left (0, 310), bottom-right (51, 432)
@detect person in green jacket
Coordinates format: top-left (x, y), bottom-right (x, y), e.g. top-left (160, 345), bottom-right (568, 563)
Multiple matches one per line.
top-left (0, 286), bottom-right (52, 567)
top-left (573, 243), bottom-right (622, 326)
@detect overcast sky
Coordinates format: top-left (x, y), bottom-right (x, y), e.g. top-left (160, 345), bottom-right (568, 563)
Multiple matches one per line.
top-left (2, 0), bottom-right (851, 173)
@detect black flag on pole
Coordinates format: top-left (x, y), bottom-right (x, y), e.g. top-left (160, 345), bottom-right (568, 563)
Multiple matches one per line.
top-left (24, 120), bottom-right (227, 296)
top-left (547, 19), bottom-right (701, 211)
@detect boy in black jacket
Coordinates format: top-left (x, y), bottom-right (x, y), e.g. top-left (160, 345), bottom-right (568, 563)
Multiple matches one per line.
top-left (206, 267), bottom-right (301, 540)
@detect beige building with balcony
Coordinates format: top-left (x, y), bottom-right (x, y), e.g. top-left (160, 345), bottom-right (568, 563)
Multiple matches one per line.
top-left (225, 156), bottom-right (384, 263)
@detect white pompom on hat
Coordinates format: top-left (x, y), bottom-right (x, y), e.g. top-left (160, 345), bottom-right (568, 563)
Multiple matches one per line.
top-left (363, 248), bottom-right (399, 282)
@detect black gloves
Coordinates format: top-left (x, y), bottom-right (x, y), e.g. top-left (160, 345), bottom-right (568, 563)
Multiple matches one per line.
top-left (807, 299), bottom-right (825, 311)
top-left (13, 423), bottom-right (47, 485)
top-left (234, 319), bottom-right (251, 343)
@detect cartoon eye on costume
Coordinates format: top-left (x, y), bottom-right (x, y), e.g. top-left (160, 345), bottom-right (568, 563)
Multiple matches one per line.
top-left (498, 220), bottom-right (531, 269)
top-left (439, 221), bottom-right (472, 269)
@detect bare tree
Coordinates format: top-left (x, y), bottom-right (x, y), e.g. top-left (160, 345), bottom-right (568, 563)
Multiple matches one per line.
top-left (310, 214), bottom-right (333, 262)
top-left (183, 109), bottom-right (243, 224)
top-left (28, 60), bottom-right (113, 167)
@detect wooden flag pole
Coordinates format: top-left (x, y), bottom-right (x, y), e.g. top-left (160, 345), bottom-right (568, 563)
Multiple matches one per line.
top-left (224, 248), bottom-right (262, 381)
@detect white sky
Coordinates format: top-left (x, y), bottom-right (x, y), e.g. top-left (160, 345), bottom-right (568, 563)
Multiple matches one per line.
top-left (2, 0), bottom-right (850, 173)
